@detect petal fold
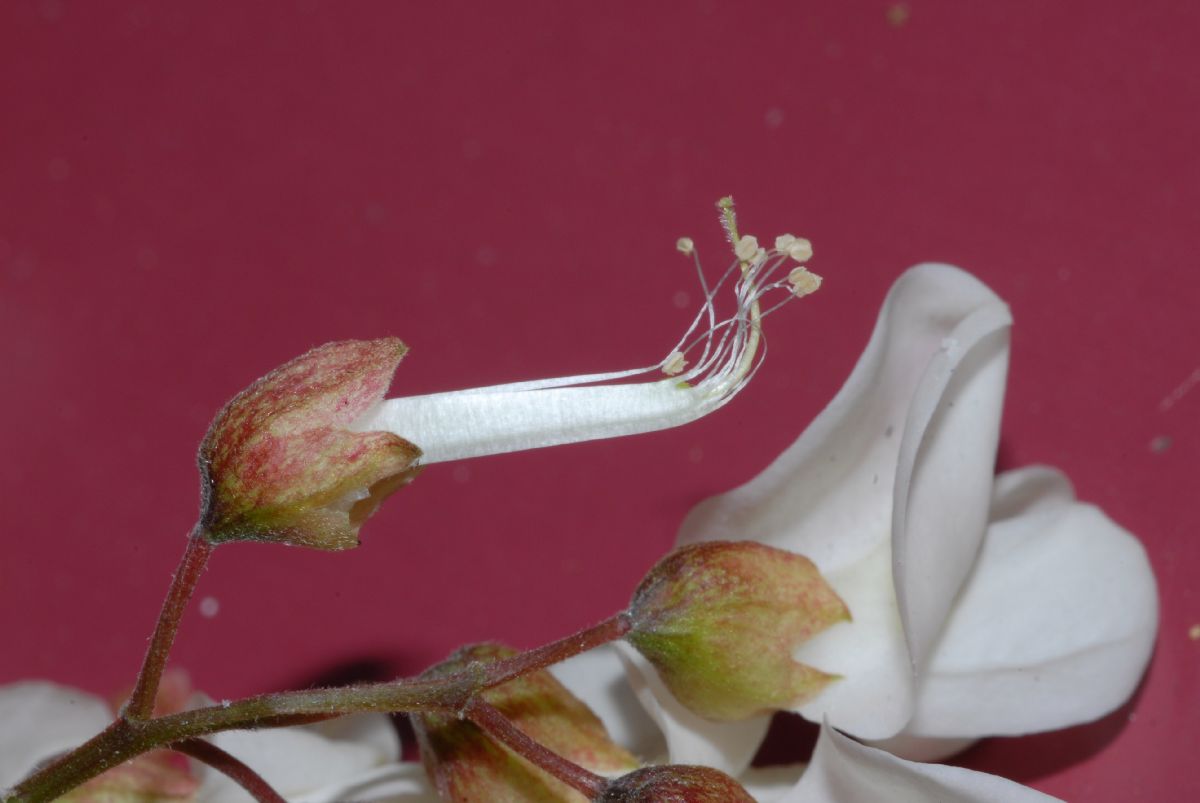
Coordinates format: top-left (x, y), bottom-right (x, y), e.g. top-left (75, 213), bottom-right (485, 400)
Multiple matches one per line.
top-left (782, 722), bottom-right (1061, 803)
top-left (907, 466), bottom-right (1159, 737)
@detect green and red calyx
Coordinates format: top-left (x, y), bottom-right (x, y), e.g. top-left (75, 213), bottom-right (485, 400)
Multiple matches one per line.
top-left (627, 540), bottom-right (850, 721)
top-left (198, 338), bottom-right (421, 550)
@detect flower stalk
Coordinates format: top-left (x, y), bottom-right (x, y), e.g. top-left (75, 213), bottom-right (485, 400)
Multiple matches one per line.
top-left (463, 697), bottom-right (609, 799)
top-left (124, 528), bottom-right (213, 720)
top-left (6, 616), bottom-right (632, 802)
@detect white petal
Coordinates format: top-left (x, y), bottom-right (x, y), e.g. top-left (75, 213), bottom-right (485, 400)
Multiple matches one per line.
top-left (890, 280), bottom-right (1010, 671)
top-left (791, 542), bottom-right (911, 739)
top-left (862, 732), bottom-right (977, 763)
top-left (615, 643), bottom-right (770, 776)
top-left (906, 466), bottom-right (1159, 737)
top-left (550, 645), bottom-right (665, 761)
top-left (782, 722), bottom-right (1061, 803)
top-left (0, 682), bottom-right (112, 788)
top-left (740, 764), bottom-right (807, 803)
top-left (292, 762), bottom-right (437, 803)
top-left (301, 712), bottom-right (400, 762)
top-left (679, 264), bottom-right (1011, 738)
top-left (194, 713), bottom-right (399, 802)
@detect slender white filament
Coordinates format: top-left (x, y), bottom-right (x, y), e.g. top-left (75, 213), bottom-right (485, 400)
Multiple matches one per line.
top-left (355, 245), bottom-right (810, 464)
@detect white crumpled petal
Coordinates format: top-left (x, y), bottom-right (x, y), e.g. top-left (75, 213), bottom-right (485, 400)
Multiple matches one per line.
top-left (0, 682), bottom-right (111, 789)
top-left (907, 466), bottom-right (1158, 738)
top-left (783, 722), bottom-right (1061, 803)
top-left (678, 263), bottom-right (1012, 738)
top-left (193, 711), bottom-right (407, 802)
top-left (550, 644), bottom-right (665, 762)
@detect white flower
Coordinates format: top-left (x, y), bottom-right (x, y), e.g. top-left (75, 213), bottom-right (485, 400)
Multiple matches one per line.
top-left (621, 263), bottom-right (1157, 773)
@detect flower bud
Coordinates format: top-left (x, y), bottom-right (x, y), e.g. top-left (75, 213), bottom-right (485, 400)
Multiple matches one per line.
top-left (198, 338), bottom-right (421, 550)
top-left (596, 765), bottom-right (754, 802)
top-left (413, 643), bottom-right (639, 801)
top-left (626, 541), bottom-right (849, 721)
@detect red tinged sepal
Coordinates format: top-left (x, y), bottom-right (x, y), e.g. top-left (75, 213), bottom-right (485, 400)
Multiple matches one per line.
top-left (595, 765), bottom-right (754, 802)
top-left (626, 541), bottom-right (850, 721)
top-left (198, 338), bottom-right (421, 550)
top-left (413, 643), bottom-right (639, 802)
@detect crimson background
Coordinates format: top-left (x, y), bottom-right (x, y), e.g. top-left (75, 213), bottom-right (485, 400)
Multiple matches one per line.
top-left (2, 2), bottom-right (1197, 800)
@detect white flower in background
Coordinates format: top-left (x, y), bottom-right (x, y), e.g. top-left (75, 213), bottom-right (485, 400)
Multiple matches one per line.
top-left (621, 263), bottom-right (1157, 771)
top-left (0, 681), bottom-right (428, 803)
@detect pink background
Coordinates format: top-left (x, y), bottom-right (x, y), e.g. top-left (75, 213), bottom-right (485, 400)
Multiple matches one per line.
top-left (2, 2), bottom-right (1196, 799)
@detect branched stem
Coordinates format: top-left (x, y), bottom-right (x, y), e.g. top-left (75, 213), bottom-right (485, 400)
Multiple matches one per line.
top-left (6, 614), bottom-right (632, 802)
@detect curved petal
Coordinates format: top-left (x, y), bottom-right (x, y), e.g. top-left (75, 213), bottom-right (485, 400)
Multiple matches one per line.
top-left (615, 643), bottom-right (771, 776)
top-left (679, 264), bottom-right (1011, 738)
top-left (862, 732), bottom-right (977, 763)
top-left (0, 682), bottom-right (112, 788)
top-left (906, 466), bottom-right (1159, 737)
top-left (739, 764), bottom-right (806, 803)
top-left (550, 645), bottom-right (665, 761)
top-left (194, 713), bottom-right (400, 802)
top-left (782, 722), bottom-right (1060, 803)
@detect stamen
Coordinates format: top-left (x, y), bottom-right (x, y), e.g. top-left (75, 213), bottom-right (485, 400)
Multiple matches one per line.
top-left (662, 351), bottom-right (688, 376)
top-left (354, 200), bottom-right (821, 464)
top-left (788, 267), bottom-right (822, 297)
top-left (734, 235), bottom-right (760, 263)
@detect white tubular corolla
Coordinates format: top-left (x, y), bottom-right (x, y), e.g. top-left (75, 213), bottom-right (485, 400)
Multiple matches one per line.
top-left (355, 226), bottom-right (819, 465)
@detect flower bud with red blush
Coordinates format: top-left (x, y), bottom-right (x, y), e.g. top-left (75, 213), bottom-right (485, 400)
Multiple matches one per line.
top-left (198, 338), bottom-right (421, 550)
top-left (626, 540), bottom-right (849, 721)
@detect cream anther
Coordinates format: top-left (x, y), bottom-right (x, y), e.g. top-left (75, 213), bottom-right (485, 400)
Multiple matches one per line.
top-left (662, 351), bottom-right (688, 376)
top-left (734, 235), bottom-right (760, 263)
top-left (676, 237), bottom-right (695, 255)
top-left (788, 267), bottom-right (823, 297)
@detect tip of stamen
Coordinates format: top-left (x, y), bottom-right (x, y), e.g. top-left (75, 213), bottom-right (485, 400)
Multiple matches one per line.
top-left (662, 350), bottom-right (688, 376)
top-left (676, 237), bottom-right (695, 255)
top-left (788, 267), bottom-right (823, 297)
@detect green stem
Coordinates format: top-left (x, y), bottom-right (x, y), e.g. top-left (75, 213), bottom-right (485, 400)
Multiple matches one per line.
top-left (7, 614), bottom-right (631, 802)
top-left (125, 529), bottom-right (213, 720)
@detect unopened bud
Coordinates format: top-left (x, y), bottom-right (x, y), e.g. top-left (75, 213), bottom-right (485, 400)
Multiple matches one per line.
top-left (198, 338), bottom-right (421, 550)
top-left (626, 541), bottom-right (849, 721)
top-left (596, 765), bottom-right (753, 802)
top-left (414, 643), bottom-right (639, 801)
